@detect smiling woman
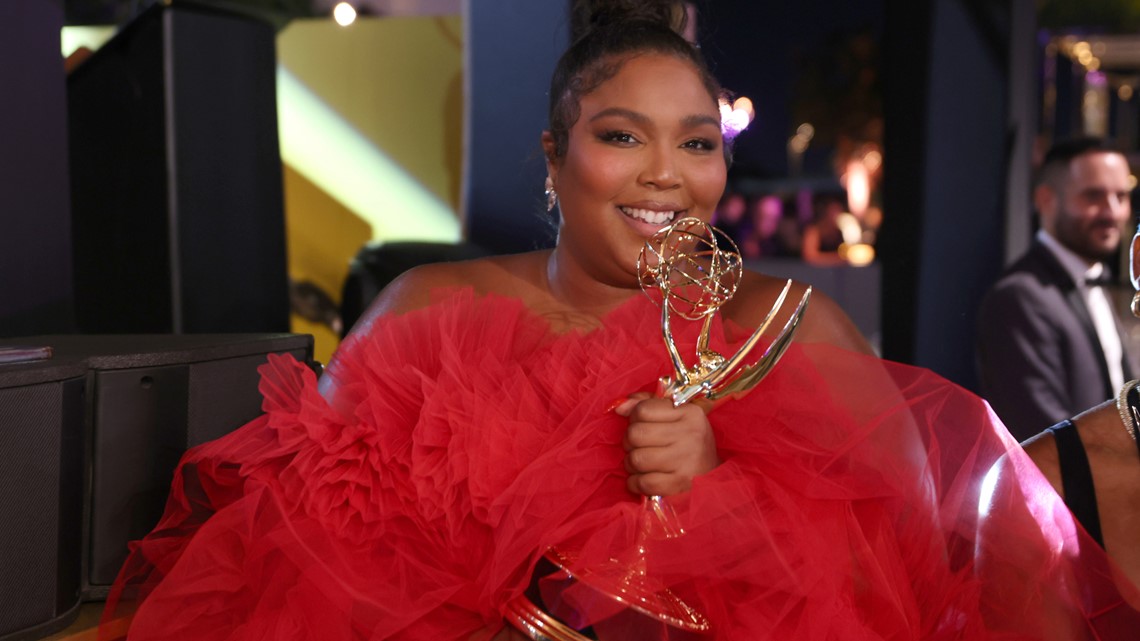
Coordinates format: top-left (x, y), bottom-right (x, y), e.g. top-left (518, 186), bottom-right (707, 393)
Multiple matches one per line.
top-left (100, 1), bottom-right (1140, 640)
top-left (542, 54), bottom-right (728, 291)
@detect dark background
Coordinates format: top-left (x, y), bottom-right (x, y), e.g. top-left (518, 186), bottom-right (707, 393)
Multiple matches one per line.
top-left (4, 0), bottom-right (1132, 392)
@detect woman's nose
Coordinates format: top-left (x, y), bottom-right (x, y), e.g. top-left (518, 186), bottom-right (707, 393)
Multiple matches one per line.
top-left (639, 145), bottom-right (681, 190)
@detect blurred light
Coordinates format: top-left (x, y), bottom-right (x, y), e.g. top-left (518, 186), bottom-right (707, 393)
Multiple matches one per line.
top-left (862, 205), bottom-right (883, 231)
top-left (276, 66), bottom-right (459, 243)
top-left (718, 96), bottom-right (753, 140)
top-left (60, 25), bottom-right (115, 58)
top-left (845, 160), bottom-right (870, 216)
top-left (732, 96), bottom-right (754, 119)
top-left (839, 242), bottom-right (875, 267)
top-left (1077, 50), bottom-right (1093, 66)
top-left (333, 2), bottom-right (357, 26)
top-left (1087, 58), bottom-right (1101, 71)
top-left (788, 135), bottom-right (809, 154)
top-left (1073, 41), bottom-right (1091, 56)
top-left (1093, 41), bottom-right (1107, 56)
top-left (1120, 85), bottom-right (1134, 101)
top-left (835, 212), bottom-right (862, 246)
top-left (1129, 175), bottom-right (1138, 191)
top-left (796, 123), bottom-right (815, 140)
top-left (863, 149), bottom-right (882, 172)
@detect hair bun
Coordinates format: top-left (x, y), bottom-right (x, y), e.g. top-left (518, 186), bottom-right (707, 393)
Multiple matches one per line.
top-left (570, 0), bottom-right (687, 41)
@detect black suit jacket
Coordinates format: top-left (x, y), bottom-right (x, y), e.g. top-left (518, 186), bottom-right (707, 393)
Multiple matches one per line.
top-left (976, 241), bottom-right (1139, 441)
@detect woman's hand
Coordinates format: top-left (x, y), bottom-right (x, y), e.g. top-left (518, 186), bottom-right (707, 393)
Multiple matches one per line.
top-left (614, 393), bottom-right (721, 496)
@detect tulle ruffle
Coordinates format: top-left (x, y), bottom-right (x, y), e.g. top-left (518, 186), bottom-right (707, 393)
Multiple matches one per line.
top-left (102, 289), bottom-right (1140, 640)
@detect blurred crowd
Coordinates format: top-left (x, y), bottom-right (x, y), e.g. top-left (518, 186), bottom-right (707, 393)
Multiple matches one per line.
top-left (711, 188), bottom-right (881, 267)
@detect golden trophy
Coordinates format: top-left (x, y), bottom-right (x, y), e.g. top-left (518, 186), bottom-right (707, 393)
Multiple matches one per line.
top-left (506, 218), bottom-right (811, 640)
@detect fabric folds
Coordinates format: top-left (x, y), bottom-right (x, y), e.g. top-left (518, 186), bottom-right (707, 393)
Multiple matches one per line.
top-left (102, 289), bottom-right (1140, 640)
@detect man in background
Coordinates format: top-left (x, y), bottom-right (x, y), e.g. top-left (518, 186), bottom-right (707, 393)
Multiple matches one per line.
top-left (977, 137), bottom-right (1139, 441)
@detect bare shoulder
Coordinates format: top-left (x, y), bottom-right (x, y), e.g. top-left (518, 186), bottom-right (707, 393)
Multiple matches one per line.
top-left (359, 251), bottom-right (549, 320)
top-left (1021, 399), bottom-right (1125, 495)
top-left (725, 271), bottom-right (874, 355)
top-left (1069, 400), bottom-right (1139, 473)
top-left (1020, 428), bottom-right (1062, 492)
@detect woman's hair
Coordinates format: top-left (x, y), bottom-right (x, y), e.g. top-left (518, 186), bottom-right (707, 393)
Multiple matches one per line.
top-left (548, 0), bottom-right (724, 160)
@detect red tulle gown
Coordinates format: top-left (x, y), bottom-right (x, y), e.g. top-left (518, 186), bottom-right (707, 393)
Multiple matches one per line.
top-left (101, 289), bottom-right (1140, 640)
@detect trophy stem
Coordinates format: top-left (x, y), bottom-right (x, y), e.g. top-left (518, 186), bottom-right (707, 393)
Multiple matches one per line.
top-left (661, 302), bottom-right (689, 385)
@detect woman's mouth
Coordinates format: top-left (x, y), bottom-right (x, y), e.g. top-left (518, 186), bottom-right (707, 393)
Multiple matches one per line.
top-left (619, 206), bottom-right (679, 226)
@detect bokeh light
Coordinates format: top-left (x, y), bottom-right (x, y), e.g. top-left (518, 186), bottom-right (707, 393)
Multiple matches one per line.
top-left (333, 2), bottom-right (357, 27)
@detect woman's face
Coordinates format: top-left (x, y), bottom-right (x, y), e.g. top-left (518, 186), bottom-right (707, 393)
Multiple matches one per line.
top-left (545, 53), bottom-right (726, 286)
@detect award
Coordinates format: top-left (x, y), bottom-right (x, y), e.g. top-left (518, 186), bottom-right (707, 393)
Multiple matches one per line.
top-left (507, 218), bottom-right (811, 640)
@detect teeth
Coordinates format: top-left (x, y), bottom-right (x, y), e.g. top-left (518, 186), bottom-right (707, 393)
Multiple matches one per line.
top-left (620, 207), bottom-right (676, 225)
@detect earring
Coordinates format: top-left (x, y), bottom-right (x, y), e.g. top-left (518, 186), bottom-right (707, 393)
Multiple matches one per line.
top-left (1132, 291), bottom-right (1140, 318)
top-left (545, 176), bottom-right (558, 212)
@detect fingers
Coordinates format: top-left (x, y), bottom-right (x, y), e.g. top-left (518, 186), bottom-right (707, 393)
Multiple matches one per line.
top-left (626, 396), bottom-right (685, 422)
top-left (623, 402), bottom-right (706, 450)
top-left (612, 393), bottom-right (721, 497)
top-left (611, 391), bottom-right (653, 416)
top-left (623, 444), bottom-right (673, 474)
top-left (627, 471), bottom-right (687, 496)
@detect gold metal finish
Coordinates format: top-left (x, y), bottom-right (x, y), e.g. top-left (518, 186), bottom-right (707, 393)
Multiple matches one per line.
top-left (1115, 379), bottom-right (1139, 442)
top-left (638, 218), bottom-right (812, 408)
top-left (504, 593), bottom-right (593, 641)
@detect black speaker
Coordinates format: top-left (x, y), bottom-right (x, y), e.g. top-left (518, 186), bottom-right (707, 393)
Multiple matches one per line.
top-left (0, 333), bottom-right (314, 606)
top-left (67, 0), bottom-right (288, 334)
top-left (0, 358), bottom-right (86, 640)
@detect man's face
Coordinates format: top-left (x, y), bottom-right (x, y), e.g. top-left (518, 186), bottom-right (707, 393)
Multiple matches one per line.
top-left (1040, 151), bottom-right (1133, 262)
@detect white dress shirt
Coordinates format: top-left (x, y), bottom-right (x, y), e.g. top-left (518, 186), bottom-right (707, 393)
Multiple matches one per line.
top-left (1037, 229), bottom-right (1125, 391)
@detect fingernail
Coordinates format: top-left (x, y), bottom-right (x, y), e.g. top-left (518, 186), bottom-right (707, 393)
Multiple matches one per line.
top-left (606, 396), bottom-right (629, 413)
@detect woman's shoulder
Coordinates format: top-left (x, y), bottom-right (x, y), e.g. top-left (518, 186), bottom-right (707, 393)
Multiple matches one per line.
top-left (1020, 423), bottom-right (1063, 492)
top-left (364, 250), bottom-right (550, 317)
top-left (1068, 400), bottom-right (1140, 473)
top-left (1021, 400), bottom-right (1129, 493)
top-left (725, 270), bottom-right (874, 355)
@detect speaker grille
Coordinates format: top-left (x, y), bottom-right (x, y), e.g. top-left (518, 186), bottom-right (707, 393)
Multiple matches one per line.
top-left (0, 384), bottom-right (62, 632)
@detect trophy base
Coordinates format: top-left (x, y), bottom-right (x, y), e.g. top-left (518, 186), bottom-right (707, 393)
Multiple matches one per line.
top-left (545, 548), bottom-right (710, 633)
top-left (506, 555), bottom-right (597, 641)
top-left (505, 594), bottom-right (595, 641)
top-left (505, 551), bottom-right (710, 640)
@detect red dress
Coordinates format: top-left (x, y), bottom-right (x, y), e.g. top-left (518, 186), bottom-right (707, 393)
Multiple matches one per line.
top-left (102, 289), bottom-right (1140, 640)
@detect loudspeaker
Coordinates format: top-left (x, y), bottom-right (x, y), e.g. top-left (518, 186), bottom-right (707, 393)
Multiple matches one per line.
top-left (0, 359), bottom-right (87, 640)
top-left (0, 333), bottom-right (314, 610)
top-left (67, 0), bottom-right (288, 334)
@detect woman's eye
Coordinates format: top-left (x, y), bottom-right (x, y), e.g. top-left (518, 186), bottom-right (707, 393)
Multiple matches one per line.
top-left (599, 131), bottom-right (637, 145)
top-left (682, 138), bottom-right (716, 152)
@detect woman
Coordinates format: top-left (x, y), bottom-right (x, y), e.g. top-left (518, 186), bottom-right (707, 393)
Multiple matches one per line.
top-left (103, 3), bottom-right (1138, 640)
